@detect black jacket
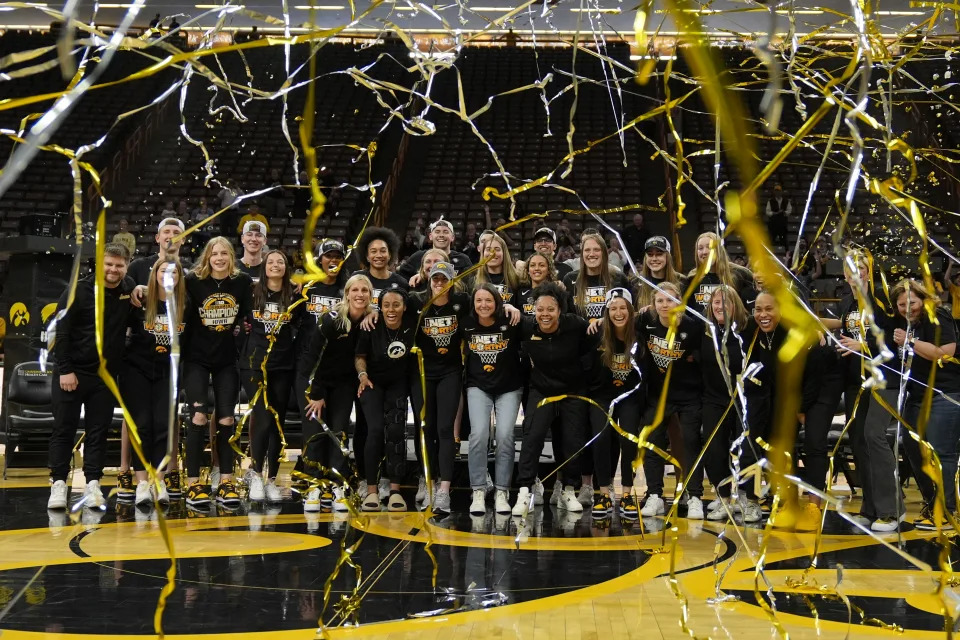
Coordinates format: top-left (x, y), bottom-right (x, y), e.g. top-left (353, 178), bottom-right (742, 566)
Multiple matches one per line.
top-left (54, 275), bottom-right (135, 375)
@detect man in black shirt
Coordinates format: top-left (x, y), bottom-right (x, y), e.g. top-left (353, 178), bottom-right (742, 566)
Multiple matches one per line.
top-left (238, 220), bottom-right (266, 280)
top-left (128, 217), bottom-right (191, 286)
top-left (48, 244), bottom-right (135, 512)
top-left (397, 218), bottom-right (473, 284)
top-left (530, 226), bottom-right (572, 279)
top-left (621, 214), bottom-right (650, 264)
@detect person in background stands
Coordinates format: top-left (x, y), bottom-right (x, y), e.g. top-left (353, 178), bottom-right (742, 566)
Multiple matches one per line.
top-left (459, 223), bottom-right (481, 264)
top-left (398, 218), bottom-right (473, 285)
top-left (525, 226), bottom-right (572, 280)
top-left (621, 213), bottom-right (650, 265)
top-left (764, 182), bottom-right (791, 248)
top-left (238, 221), bottom-right (267, 281)
top-left (237, 205), bottom-right (269, 239)
top-left (218, 179), bottom-right (242, 236)
top-left (113, 219), bottom-right (136, 257)
top-left (128, 218), bottom-right (192, 286)
top-left (48, 243), bottom-right (135, 511)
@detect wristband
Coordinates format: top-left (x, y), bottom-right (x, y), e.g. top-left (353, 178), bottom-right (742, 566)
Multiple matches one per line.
top-left (358, 371), bottom-right (368, 380)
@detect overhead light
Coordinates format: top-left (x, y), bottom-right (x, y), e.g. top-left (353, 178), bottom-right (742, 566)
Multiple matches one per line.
top-left (294, 4), bottom-right (346, 8)
top-left (569, 7), bottom-right (620, 13)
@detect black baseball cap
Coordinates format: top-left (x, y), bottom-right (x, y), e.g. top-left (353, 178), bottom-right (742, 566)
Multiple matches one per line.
top-left (533, 227), bottom-right (556, 242)
top-left (318, 239), bottom-right (345, 256)
top-left (644, 236), bottom-right (671, 254)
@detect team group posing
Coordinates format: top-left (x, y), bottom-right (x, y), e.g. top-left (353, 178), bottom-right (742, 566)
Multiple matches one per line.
top-left (45, 216), bottom-right (960, 533)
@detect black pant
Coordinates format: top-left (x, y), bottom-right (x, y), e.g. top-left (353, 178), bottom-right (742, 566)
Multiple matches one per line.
top-left (740, 392), bottom-right (771, 499)
top-left (303, 379), bottom-right (354, 479)
top-left (614, 393), bottom-right (644, 485)
top-left (354, 399), bottom-right (368, 480)
top-left (641, 400), bottom-right (704, 498)
top-left (702, 399), bottom-right (744, 498)
top-left (50, 368), bottom-right (117, 482)
top-left (517, 390), bottom-right (586, 488)
top-left (241, 368), bottom-right (293, 478)
top-left (847, 387), bottom-right (900, 519)
top-left (359, 377), bottom-right (408, 486)
top-left (587, 392), bottom-right (644, 488)
top-left (183, 361), bottom-right (239, 479)
top-left (410, 371), bottom-right (461, 483)
top-left (767, 213), bottom-right (787, 246)
top-left (120, 366), bottom-right (173, 472)
top-left (800, 382), bottom-right (842, 492)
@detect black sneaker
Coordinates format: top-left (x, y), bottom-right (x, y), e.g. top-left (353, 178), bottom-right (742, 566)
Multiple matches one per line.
top-left (164, 473), bottom-right (183, 499)
top-left (116, 470), bottom-right (135, 502)
top-left (216, 482), bottom-right (241, 507)
top-left (592, 493), bottom-right (613, 518)
top-left (186, 482), bottom-right (212, 507)
top-left (619, 493), bottom-right (640, 519)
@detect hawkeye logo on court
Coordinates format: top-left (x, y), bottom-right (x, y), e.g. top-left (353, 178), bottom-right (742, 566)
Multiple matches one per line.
top-left (423, 315), bottom-right (457, 354)
top-left (469, 333), bottom-right (508, 371)
top-left (694, 284), bottom-right (720, 308)
top-left (307, 294), bottom-right (340, 319)
top-left (647, 334), bottom-right (686, 373)
top-left (199, 293), bottom-right (239, 331)
top-left (146, 313), bottom-right (185, 351)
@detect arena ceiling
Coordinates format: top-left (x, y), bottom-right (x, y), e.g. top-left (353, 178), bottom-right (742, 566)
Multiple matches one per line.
top-left (0, 1), bottom-right (945, 41)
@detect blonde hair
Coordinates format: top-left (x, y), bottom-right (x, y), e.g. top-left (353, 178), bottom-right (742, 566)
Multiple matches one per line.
top-left (193, 236), bottom-right (239, 279)
top-left (890, 278), bottom-right (939, 313)
top-left (521, 251), bottom-right (559, 287)
top-left (690, 232), bottom-right (737, 287)
top-left (145, 259), bottom-right (186, 329)
top-left (418, 248), bottom-right (449, 284)
top-left (574, 233), bottom-right (612, 315)
top-left (706, 284), bottom-right (747, 329)
top-left (638, 248), bottom-right (680, 309)
top-left (475, 233), bottom-right (520, 292)
top-left (332, 273), bottom-right (374, 331)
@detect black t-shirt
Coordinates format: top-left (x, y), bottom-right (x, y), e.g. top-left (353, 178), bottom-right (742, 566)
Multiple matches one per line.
top-left (356, 270), bottom-right (408, 311)
top-left (589, 334), bottom-right (641, 398)
top-left (482, 272), bottom-right (519, 305)
top-left (836, 291), bottom-right (892, 386)
top-left (562, 270), bottom-right (634, 321)
top-left (355, 316), bottom-right (416, 385)
top-left (690, 269), bottom-right (757, 316)
top-left (398, 249), bottom-right (473, 279)
top-left (462, 315), bottom-right (522, 394)
top-left (895, 307), bottom-right (960, 400)
top-left (409, 290), bottom-right (470, 379)
top-left (238, 259), bottom-right (262, 283)
top-left (308, 311), bottom-right (363, 395)
top-left (125, 299), bottom-right (186, 379)
top-left (518, 314), bottom-right (593, 395)
top-left (183, 271), bottom-right (253, 367)
top-left (701, 321), bottom-right (745, 405)
top-left (637, 310), bottom-right (701, 404)
top-left (296, 277), bottom-right (345, 371)
top-left (128, 253), bottom-right (193, 286)
top-left (242, 289), bottom-right (303, 372)
top-left (517, 284), bottom-right (571, 316)
top-left (743, 319), bottom-right (787, 401)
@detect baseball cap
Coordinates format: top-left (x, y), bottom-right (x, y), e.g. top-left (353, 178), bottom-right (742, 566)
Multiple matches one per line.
top-left (428, 261), bottom-right (456, 281)
top-left (318, 239), bottom-right (345, 256)
top-left (644, 236), bottom-right (671, 254)
top-left (243, 220), bottom-right (267, 236)
top-left (430, 218), bottom-right (454, 233)
top-left (158, 217), bottom-right (185, 233)
top-left (605, 287), bottom-right (633, 307)
top-left (533, 226), bottom-right (556, 242)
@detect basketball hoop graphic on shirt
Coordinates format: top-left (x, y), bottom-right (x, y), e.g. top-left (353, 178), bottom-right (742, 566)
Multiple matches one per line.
top-left (254, 302), bottom-right (289, 336)
top-left (147, 313), bottom-right (184, 350)
top-left (647, 334), bottom-right (684, 373)
top-left (423, 315), bottom-right (457, 354)
top-left (609, 352), bottom-right (633, 386)
top-left (584, 286), bottom-right (607, 318)
top-left (469, 333), bottom-right (508, 369)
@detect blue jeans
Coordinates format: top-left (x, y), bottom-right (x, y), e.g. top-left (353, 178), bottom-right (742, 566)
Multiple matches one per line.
top-left (466, 387), bottom-right (522, 490)
top-left (904, 393), bottom-right (960, 511)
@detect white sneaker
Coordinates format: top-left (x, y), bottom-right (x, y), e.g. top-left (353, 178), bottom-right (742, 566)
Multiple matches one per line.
top-left (83, 480), bottom-right (106, 510)
top-left (48, 480), bottom-right (68, 510)
top-left (378, 478), bottom-right (391, 500)
top-left (135, 481), bottom-right (152, 506)
top-left (495, 489), bottom-right (511, 514)
top-left (432, 489), bottom-right (451, 513)
top-left (333, 486), bottom-right (349, 513)
top-left (304, 488), bottom-right (321, 512)
top-left (155, 482), bottom-right (170, 505)
top-left (470, 488), bottom-right (486, 515)
top-left (512, 487), bottom-right (531, 516)
top-left (533, 478), bottom-right (545, 505)
top-left (848, 513), bottom-right (872, 528)
top-left (416, 477), bottom-right (427, 503)
top-left (577, 484), bottom-right (594, 506)
top-left (686, 496), bottom-right (704, 519)
top-left (707, 498), bottom-right (721, 512)
top-left (245, 469), bottom-right (265, 502)
top-left (870, 514), bottom-right (905, 532)
top-left (706, 500), bottom-right (730, 521)
top-left (264, 480), bottom-right (282, 503)
top-left (549, 479), bottom-right (562, 505)
top-left (740, 500), bottom-right (763, 523)
top-left (560, 486), bottom-right (584, 512)
top-left (640, 494), bottom-right (665, 517)
top-left (485, 472), bottom-right (495, 495)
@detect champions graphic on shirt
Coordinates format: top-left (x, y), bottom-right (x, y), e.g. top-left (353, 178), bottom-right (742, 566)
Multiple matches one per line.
top-left (306, 294), bottom-right (340, 320)
top-left (253, 301), bottom-right (290, 335)
top-left (648, 333), bottom-right (687, 373)
top-left (198, 293), bottom-right (239, 331)
top-left (146, 313), bottom-right (185, 351)
top-left (468, 330), bottom-right (509, 371)
top-left (422, 315), bottom-right (458, 354)
top-left (609, 352), bottom-right (633, 386)
top-left (584, 286), bottom-right (607, 318)
top-left (694, 283), bottom-right (720, 308)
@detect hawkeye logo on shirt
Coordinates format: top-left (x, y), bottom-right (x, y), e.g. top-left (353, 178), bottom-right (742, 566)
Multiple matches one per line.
top-left (198, 293), bottom-right (239, 331)
top-left (307, 294), bottom-right (341, 320)
top-left (146, 313), bottom-right (185, 351)
top-left (648, 334), bottom-right (686, 373)
top-left (469, 333), bottom-right (508, 372)
top-left (492, 283), bottom-right (514, 304)
top-left (609, 352), bottom-right (633, 386)
top-left (254, 301), bottom-right (290, 335)
top-left (585, 286), bottom-right (607, 318)
top-left (694, 284), bottom-right (720, 308)
top-left (422, 315), bottom-right (457, 355)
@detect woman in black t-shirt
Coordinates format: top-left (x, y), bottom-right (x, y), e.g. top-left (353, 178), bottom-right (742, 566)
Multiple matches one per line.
top-left (240, 250), bottom-right (303, 504)
top-left (474, 233), bottom-right (521, 305)
top-left (636, 236), bottom-right (684, 312)
top-left (518, 251), bottom-right (562, 317)
top-left (121, 258), bottom-right (186, 506)
top-left (463, 284), bottom-right (523, 516)
top-left (356, 288), bottom-right (416, 513)
top-left (891, 278), bottom-right (960, 528)
top-left (687, 232), bottom-right (756, 317)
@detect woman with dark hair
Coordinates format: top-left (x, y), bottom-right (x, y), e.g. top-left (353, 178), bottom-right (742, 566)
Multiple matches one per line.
top-left (182, 237), bottom-right (253, 508)
top-left (356, 288), bottom-right (416, 512)
top-left (586, 288), bottom-right (644, 519)
top-left (637, 282), bottom-right (705, 520)
top-left (355, 226), bottom-right (409, 310)
top-left (518, 251), bottom-right (561, 317)
top-left (122, 259), bottom-right (186, 507)
top-left (891, 279), bottom-right (960, 530)
top-left (240, 250), bottom-right (302, 503)
top-left (463, 283), bottom-right (523, 515)
top-left (512, 282), bottom-right (595, 516)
